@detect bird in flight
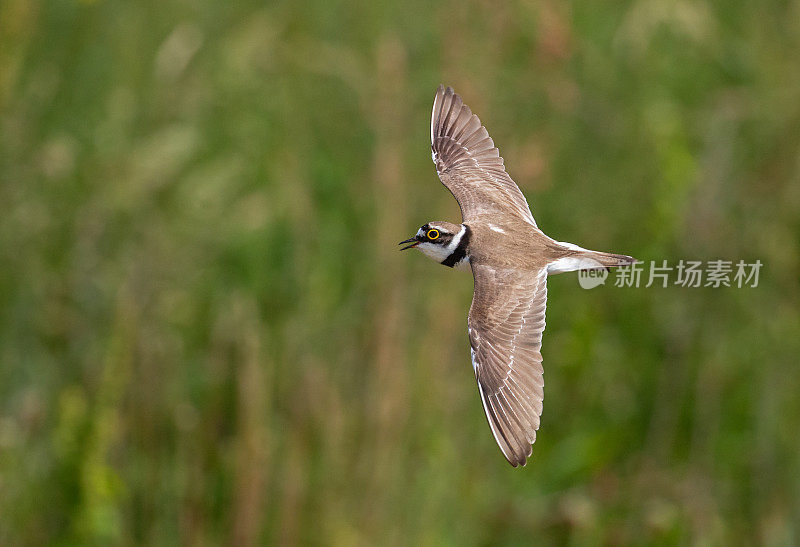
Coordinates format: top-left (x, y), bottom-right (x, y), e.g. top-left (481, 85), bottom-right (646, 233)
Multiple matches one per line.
top-left (400, 85), bottom-right (636, 467)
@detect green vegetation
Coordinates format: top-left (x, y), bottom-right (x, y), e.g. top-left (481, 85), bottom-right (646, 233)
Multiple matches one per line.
top-left (2, 0), bottom-right (799, 544)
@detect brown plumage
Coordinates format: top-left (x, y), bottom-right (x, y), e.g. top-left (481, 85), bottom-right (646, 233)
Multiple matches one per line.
top-left (401, 85), bottom-right (637, 466)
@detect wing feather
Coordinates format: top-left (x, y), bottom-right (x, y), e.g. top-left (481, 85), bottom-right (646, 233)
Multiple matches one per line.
top-left (431, 85), bottom-right (537, 226)
top-left (468, 265), bottom-right (548, 467)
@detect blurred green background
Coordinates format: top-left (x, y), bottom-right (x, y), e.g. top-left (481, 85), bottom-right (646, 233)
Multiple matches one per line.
top-left (2, 0), bottom-right (800, 544)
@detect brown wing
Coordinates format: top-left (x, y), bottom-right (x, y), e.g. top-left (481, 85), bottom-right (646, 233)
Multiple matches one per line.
top-left (468, 264), bottom-right (547, 467)
top-left (431, 85), bottom-right (537, 226)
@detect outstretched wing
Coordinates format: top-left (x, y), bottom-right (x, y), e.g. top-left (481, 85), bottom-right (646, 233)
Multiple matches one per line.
top-left (468, 264), bottom-right (547, 466)
top-left (431, 85), bottom-right (537, 226)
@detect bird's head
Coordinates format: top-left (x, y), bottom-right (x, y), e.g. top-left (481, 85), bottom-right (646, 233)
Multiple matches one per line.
top-left (399, 221), bottom-right (467, 265)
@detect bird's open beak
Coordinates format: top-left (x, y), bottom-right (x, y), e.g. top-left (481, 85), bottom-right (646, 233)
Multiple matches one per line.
top-left (399, 236), bottom-right (420, 250)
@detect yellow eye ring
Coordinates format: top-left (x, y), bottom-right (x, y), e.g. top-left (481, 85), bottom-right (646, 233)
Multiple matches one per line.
top-left (427, 229), bottom-right (440, 240)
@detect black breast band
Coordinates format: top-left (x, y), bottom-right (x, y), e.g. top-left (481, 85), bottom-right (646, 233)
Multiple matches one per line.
top-left (441, 225), bottom-right (471, 268)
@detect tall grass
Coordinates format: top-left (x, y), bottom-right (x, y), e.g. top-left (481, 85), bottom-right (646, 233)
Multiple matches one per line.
top-left (2, 0), bottom-right (799, 544)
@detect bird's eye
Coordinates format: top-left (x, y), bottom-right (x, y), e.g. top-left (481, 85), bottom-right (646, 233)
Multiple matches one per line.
top-left (427, 229), bottom-right (440, 240)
